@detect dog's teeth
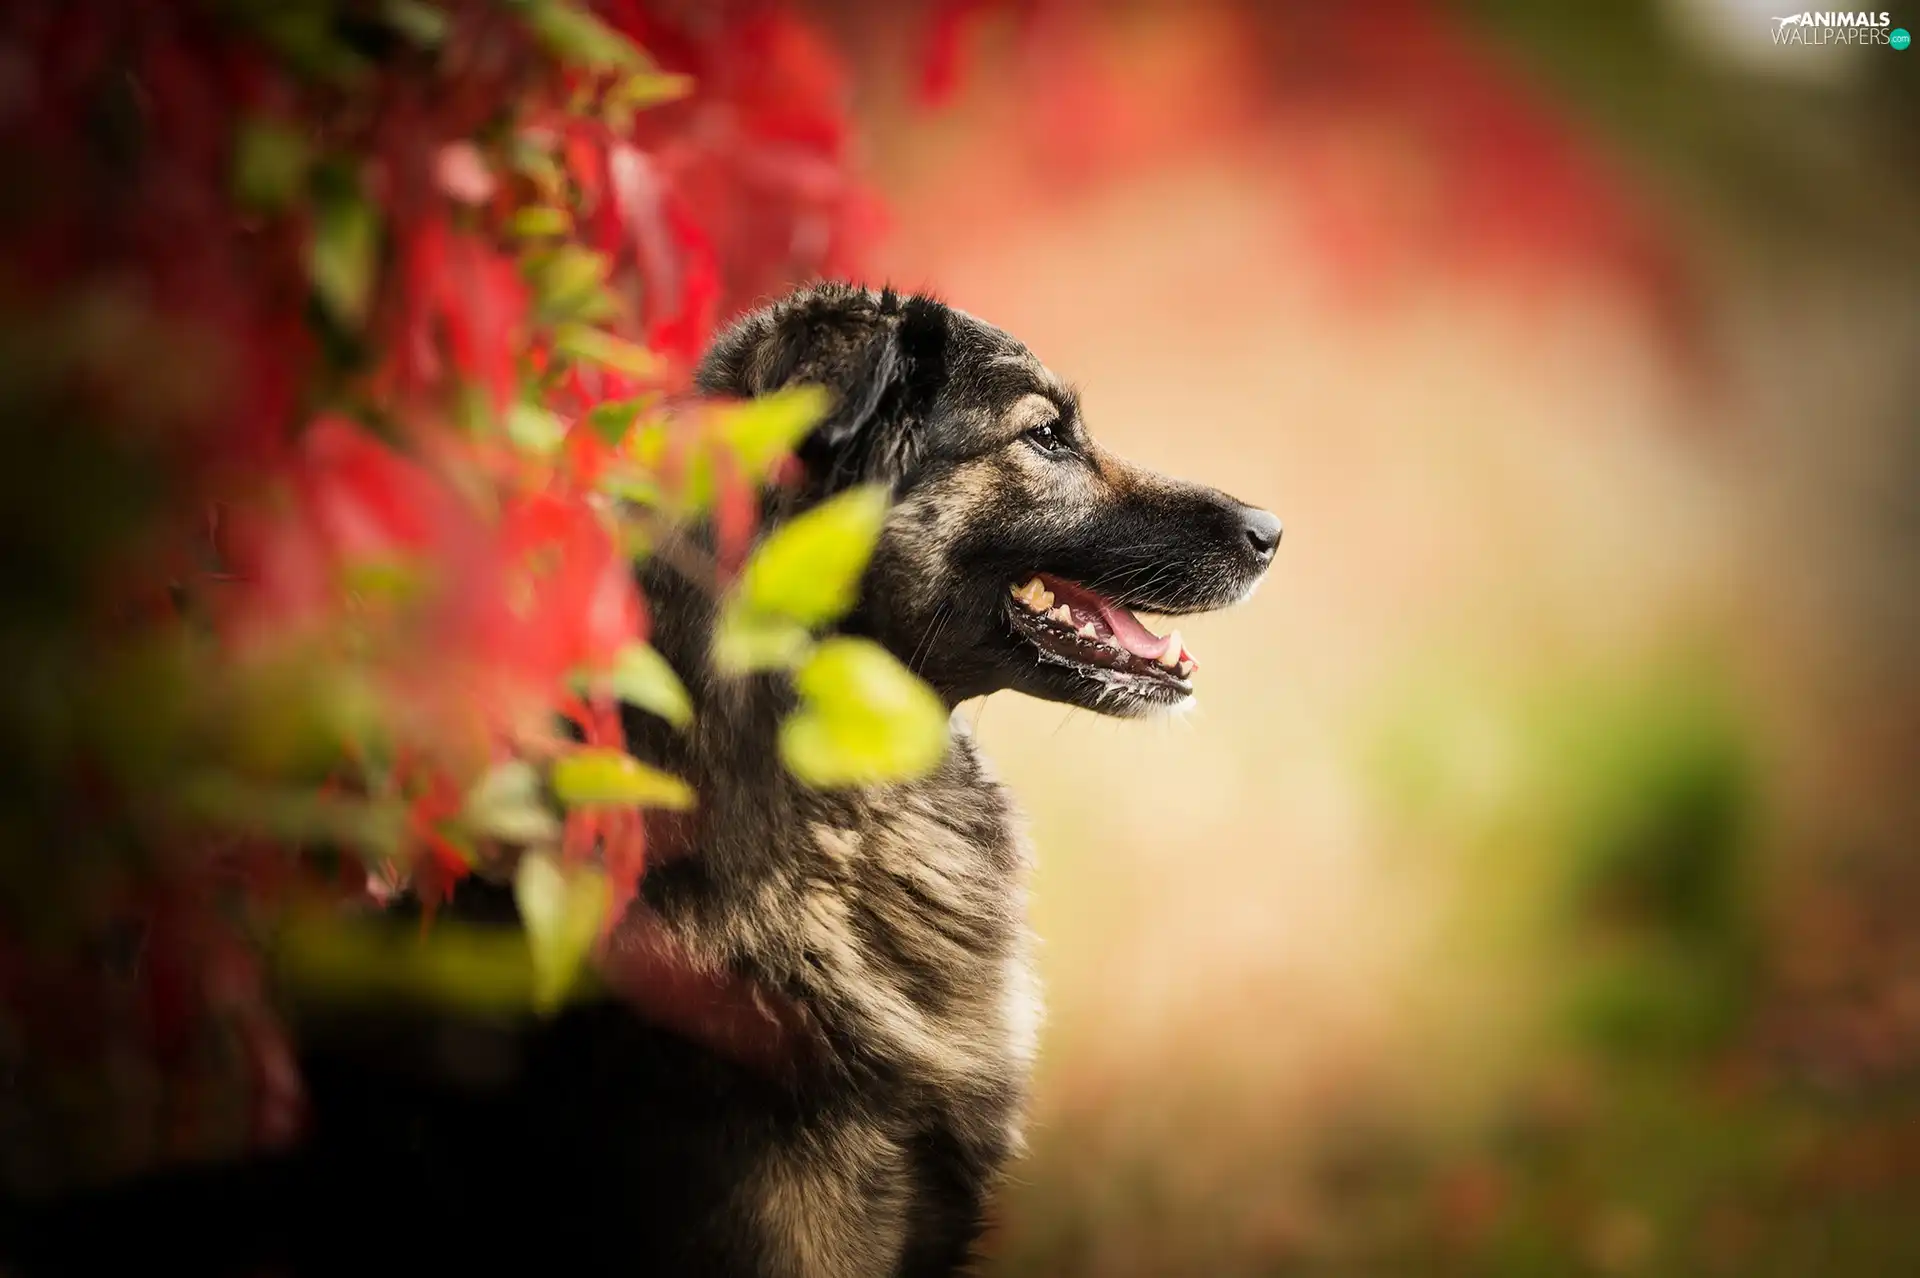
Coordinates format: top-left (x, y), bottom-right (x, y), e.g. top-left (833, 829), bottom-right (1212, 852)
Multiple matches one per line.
top-left (1156, 631), bottom-right (1184, 668)
top-left (1077, 622), bottom-right (1097, 639)
top-left (1011, 578), bottom-right (1054, 612)
top-left (1050, 605), bottom-right (1073, 625)
top-left (1176, 658), bottom-right (1194, 677)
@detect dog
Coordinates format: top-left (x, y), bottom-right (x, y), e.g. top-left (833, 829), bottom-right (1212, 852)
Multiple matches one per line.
top-left (2, 284), bottom-right (1278, 1276)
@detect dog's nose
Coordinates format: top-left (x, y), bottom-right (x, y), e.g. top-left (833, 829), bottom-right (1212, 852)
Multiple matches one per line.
top-left (1239, 506), bottom-right (1283, 562)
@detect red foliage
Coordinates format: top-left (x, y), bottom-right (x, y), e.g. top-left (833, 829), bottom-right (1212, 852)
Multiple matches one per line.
top-left (0, 0), bottom-right (882, 1185)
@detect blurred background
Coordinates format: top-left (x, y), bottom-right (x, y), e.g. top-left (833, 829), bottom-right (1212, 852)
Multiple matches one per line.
top-left (829, 1), bottom-right (1920, 1272)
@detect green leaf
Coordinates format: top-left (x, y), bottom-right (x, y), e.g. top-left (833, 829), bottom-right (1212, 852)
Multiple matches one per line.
top-left (528, 246), bottom-right (614, 322)
top-left (629, 419), bottom-right (670, 469)
top-left (554, 324), bottom-right (664, 379)
top-left (716, 385), bottom-right (830, 480)
top-left (779, 638), bottom-right (948, 788)
top-left (240, 4), bottom-right (370, 81)
top-left (677, 448), bottom-right (718, 514)
top-left (603, 66), bottom-right (696, 134)
top-left (603, 468), bottom-right (665, 509)
top-left (462, 760), bottom-right (562, 845)
top-left (340, 556), bottom-right (426, 604)
top-left (525, 1), bottom-right (643, 70)
top-left (224, 658), bottom-right (386, 779)
top-left (177, 774), bottom-right (407, 857)
top-left (551, 748), bottom-right (695, 810)
top-left (383, 0), bottom-right (448, 46)
top-left (514, 851), bottom-right (608, 1013)
top-left (508, 205), bottom-right (573, 239)
top-left (509, 137), bottom-right (565, 200)
top-left (232, 118), bottom-right (311, 212)
top-left (712, 611), bottom-right (814, 675)
top-left (736, 484), bottom-right (890, 626)
top-left (586, 395), bottom-right (652, 448)
top-left (506, 402), bottom-right (567, 456)
top-left (309, 183), bottom-right (379, 326)
top-left (710, 485), bottom-right (889, 674)
top-left (611, 67), bottom-right (696, 109)
top-left (619, 520), bottom-right (654, 563)
top-left (276, 913), bottom-right (557, 1016)
top-left (600, 417), bottom-right (675, 507)
top-left (607, 643), bottom-right (693, 728)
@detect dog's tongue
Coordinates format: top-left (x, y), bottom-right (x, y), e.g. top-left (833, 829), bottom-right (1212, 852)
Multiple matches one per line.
top-left (1039, 575), bottom-right (1196, 668)
top-left (1097, 600), bottom-right (1181, 663)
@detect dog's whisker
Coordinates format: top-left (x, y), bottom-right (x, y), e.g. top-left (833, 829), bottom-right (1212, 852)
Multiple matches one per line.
top-left (908, 601), bottom-right (953, 676)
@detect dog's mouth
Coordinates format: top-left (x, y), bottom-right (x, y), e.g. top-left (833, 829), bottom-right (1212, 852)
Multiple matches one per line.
top-left (1006, 574), bottom-right (1197, 694)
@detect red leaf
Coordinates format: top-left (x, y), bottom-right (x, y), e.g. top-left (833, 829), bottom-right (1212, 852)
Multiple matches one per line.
top-left (488, 492), bottom-right (644, 692)
top-left (299, 417), bottom-right (444, 560)
top-left (645, 197), bottom-right (722, 368)
top-left (390, 217), bottom-right (451, 398)
top-left (918, 0), bottom-right (1000, 108)
top-left (385, 220), bottom-right (528, 413)
top-left (601, 812), bottom-right (647, 936)
top-left (441, 232), bottom-right (530, 415)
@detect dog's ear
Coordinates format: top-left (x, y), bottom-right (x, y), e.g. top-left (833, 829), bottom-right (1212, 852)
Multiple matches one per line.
top-left (696, 285), bottom-right (948, 486)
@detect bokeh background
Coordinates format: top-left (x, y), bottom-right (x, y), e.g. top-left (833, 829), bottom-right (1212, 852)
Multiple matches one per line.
top-left (833, 1), bottom-right (1920, 1272)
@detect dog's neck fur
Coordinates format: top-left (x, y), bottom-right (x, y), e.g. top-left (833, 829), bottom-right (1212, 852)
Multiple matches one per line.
top-left (621, 551), bottom-right (1038, 1260)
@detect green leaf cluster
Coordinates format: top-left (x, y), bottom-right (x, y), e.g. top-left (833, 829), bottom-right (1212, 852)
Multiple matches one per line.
top-left (713, 483), bottom-right (949, 788)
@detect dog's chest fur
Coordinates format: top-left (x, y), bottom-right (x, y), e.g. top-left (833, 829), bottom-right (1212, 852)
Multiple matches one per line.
top-left (729, 760), bottom-right (1037, 1275)
top-left (613, 568), bottom-right (1040, 1276)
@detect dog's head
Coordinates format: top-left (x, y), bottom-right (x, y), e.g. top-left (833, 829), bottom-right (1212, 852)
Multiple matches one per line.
top-left (698, 283), bottom-right (1280, 717)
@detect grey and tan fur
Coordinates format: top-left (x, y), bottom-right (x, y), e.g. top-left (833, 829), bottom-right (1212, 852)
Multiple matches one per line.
top-left (5, 284), bottom-right (1278, 1278)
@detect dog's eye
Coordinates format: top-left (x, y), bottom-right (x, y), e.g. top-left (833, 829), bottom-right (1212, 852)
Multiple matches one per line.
top-left (1023, 422), bottom-right (1064, 454)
